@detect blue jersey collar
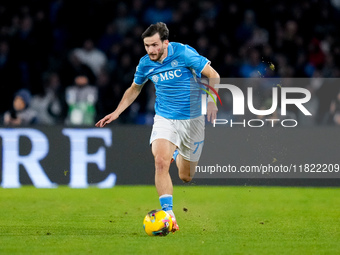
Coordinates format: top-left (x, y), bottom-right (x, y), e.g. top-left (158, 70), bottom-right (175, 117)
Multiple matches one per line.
top-left (167, 42), bottom-right (174, 57)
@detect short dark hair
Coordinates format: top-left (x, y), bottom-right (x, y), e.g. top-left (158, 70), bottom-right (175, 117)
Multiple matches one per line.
top-left (141, 22), bottom-right (169, 41)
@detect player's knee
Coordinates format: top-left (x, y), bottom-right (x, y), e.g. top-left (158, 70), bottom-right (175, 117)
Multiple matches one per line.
top-left (179, 173), bottom-right (192, 183)
top-left (154, 155), bottom-right (170, 173)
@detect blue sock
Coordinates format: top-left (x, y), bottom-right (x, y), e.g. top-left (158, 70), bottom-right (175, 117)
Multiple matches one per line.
top-left (159, 194), bottom-right (173, 211)
top-left (172, 150), bottom-right (179, 162)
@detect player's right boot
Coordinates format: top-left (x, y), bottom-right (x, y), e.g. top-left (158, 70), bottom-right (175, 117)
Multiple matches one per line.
top-left (170, 215), bottom-right (179, 233)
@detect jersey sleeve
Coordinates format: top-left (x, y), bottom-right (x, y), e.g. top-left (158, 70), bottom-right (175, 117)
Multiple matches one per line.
top-left (133, 61), bottom-right (148, 85)
top-left (184, 45), bottom-right (211, 73)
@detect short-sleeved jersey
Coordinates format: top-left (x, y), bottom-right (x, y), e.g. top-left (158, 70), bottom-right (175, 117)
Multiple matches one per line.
top-left (134, 42), bottom-right (210, 119)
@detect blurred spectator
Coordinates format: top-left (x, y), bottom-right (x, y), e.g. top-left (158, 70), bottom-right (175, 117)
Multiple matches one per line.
top-left (196, 35), bottom-right (209, 56)
top-left (106, 42), bottom-right (122, 73)
top-left (96, 69), bottom-right (116, 120)
top-left (97, 23), bottom-right (122, 54)
top-left (279, 20), bottom-right (302, 67)
top-left (331, 0), bottom-right (340, 9)
top-left (199, 0), bottom-right (219, 20)
top-left (11, 15), bottom-right (40, 92)
top-left (60, 51), bottom-right (96, 86)
top-left (249, 27), bottom-right (269, 47)
top-left (3, 89), bottom-right (37, 126)
top-left (131, 0), bottom-right (145, 21)
top-left (65, 75), bottom-right (98, 126)
top-left (322, 53), bottom-right (336, 77)
top-left (0, 40), bottom-right (21, 114)
top-left (72, 38), bottom-right (107, 77)
top-left (112, 53), bottom-right (136, 92)
top-left (217, 53), bottom-right (239, 77)
top-left (239, 48), bottom-right (267, 77)
top-left (114, 2), bottom-right (137, 35)
top-left (30, 72), bottom-right (66, 125)
top-left (330, 88), bottom-right (340, 125)
top-left (236, 9), bottom-right (257, 44)
top-left (49, 0), bottom-right (64, 26)
top-left (143, 0), bottom-right (173, 24)
top-left (315, 79), bottom-right (340, 125)
top-left (34, 9), bottom-right (53, 58)
top-left (307, 38), bottom-right (326, 69)
top-left (49, 0), bottom-right (69, 54)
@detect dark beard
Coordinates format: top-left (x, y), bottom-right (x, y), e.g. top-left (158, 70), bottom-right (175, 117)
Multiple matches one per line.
top-left (149, 47), bottom-right (164, 62)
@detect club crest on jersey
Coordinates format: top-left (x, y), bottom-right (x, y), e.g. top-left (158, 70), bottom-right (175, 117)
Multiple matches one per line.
top-left (171, 60), bottom-right (178, 67)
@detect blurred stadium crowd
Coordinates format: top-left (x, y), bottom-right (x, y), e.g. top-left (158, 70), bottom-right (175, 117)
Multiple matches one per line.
top-left (1, 0), bottom-right (340, 126)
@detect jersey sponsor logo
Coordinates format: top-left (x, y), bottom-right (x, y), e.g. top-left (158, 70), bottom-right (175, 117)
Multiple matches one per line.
top-left (158, 69), bottom-right (182, 81)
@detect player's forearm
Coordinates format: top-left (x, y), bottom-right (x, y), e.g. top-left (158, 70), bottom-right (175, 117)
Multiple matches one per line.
top-left (209, 73), bottom-right (220, 95)
top-left (202, 64), bottom-right (220, 94)
top-left (114, 83), bottom-right (142, 116)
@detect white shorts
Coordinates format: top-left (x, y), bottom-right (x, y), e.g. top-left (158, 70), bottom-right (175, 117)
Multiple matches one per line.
top-left (150, 115), bottom-right (205, 162)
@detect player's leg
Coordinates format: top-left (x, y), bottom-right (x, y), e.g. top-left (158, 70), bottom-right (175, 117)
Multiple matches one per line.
top-left (151, 138), bottom-right (177, 196)
top-left (151, 138), bottom-right (179, 232)
top-left (174, 116), bottom-right (205, 183)
top-left (176, 155), bottom-right (197, 183)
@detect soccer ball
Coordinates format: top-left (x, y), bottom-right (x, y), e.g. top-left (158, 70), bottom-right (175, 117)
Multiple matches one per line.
top-left (143, 209), bottom-right (173, 236)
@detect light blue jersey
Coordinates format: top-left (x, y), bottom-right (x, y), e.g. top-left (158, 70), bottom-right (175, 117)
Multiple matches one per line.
top-left (134, 42), bottom-right (210, 119)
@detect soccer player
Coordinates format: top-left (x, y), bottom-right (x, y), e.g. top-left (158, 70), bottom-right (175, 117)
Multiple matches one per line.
top-left (96, 22), bottom-right (220, 232)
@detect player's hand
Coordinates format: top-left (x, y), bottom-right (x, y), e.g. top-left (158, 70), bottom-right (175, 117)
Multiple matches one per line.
top-left (207, 102), bottom-right (218, 123)
top-left (95, 112), bottom-right (119, 127)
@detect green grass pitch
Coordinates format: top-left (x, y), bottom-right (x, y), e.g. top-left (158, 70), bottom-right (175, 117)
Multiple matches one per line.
top-left (1, 186), bottom-right (340, 255)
